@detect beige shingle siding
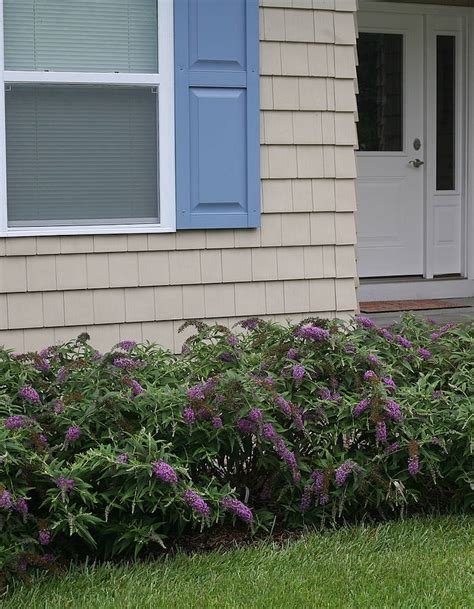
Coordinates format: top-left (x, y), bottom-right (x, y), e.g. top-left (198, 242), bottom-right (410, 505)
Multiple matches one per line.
top-left (0, 0), bottom-right (359, 352)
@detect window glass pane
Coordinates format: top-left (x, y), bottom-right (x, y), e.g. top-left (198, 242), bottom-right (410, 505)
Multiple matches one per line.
top-left (6, 85), bottom-right (158, 225)
top-left (3, 0), bottom-right (158, 72)
top-left (436, 35), bottom-right (455, 191)
top-left (357, 32), bottom-right (403, 151)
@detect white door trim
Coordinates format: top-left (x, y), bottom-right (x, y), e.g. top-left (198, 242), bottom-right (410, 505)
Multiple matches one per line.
top-left (357, 1), bottom-right (474, 301)
top-left (425, 14), bottom-right (466, 278)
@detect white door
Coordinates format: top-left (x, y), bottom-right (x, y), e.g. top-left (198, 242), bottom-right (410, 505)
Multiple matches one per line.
top-left (356, 13), bottom-right (425, 278)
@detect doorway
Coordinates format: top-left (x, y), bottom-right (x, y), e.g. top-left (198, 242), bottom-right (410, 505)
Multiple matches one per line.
top-left (356, 4), bottom-right (466, 281)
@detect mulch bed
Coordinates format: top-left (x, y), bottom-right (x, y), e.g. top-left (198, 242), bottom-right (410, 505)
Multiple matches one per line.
top-left (172, 527), bottom-right (304, 554)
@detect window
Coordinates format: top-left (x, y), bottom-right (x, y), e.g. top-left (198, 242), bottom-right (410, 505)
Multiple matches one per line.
top-left (0, 0), bottom-right (175, 236)
top-left (436, 35), bottom-right (456, 191)
top-left (357, 32), bottom-right (403, 152)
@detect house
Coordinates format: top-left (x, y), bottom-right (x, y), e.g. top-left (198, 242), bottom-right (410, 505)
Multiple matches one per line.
top-left (0, 0), bottom-right (472, 354)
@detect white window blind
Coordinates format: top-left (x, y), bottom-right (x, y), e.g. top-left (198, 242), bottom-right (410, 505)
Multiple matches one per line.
top-left (3, 0), bottom-right (158, 73)
top-left (6, 85), bottom-right (159, 225)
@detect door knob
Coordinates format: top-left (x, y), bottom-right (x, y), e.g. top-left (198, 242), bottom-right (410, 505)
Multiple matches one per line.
top-left (409, 158), bottom-right (425, 168)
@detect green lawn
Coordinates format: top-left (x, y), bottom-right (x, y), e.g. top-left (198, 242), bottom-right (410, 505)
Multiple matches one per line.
top-left (3, 516), bottom-right (473, 609)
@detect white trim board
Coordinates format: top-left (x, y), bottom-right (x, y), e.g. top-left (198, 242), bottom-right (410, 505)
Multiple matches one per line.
top-left (360, 1), bottom-right (472, 16)
top-left (358, 278), bottom-right (474, 301)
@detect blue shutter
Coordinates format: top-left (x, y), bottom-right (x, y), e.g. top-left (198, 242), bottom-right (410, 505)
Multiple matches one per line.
top-left (174, 0), bottom-right (260, 229)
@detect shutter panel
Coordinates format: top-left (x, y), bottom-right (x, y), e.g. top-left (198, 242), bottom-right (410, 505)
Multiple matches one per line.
top-left (175, 0), bottom-right (260, 229)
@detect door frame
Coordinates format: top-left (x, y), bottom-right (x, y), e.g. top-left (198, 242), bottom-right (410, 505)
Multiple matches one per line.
top-left (357, 1), bottom-right (474, 301)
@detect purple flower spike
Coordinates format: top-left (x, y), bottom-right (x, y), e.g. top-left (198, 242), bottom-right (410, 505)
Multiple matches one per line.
top-left (379, 328), bottom-right (393, 341)
top-left (353, 399), bottom-right (369, 417)
top-left (431, 390), bottom-right (443, 400)
top-left (240, 318), bottom-right (260, 331)
top-left (363, 370), bottom-right (377, 381)
top-left (212, 416), bottom-right (223, 429)
top-left (202, 378), bottom-right (217, 394)
top-left (383, 377), bottom-right (397, 392)
top-left (417, 347), bottom-right (432, 360)
top-left (298, 326), bottom-right (330, 341)
top-left (300, 486), bottom-right (313, 513)
top-left (183, 489), bottom-right (210, 517)
top-left (56, 367), bottom-right (68, 383)
top-left (408, 456), bottom-right (420, 476)
top-left (152, 460), bottom-right (178, 484)
top-left (319, 388), bottom-right (332, 400)
top-left (287, 348), bottom-right (298, 360)
top-left (335, 461), bottom-right (355, 487)
top-left (355, 316), bottom-right (375, 329)
top-left (274, 395), bottom-right (292, 417)
top-left (39, 530), bottom-right (51, 546)
top-left (385, 400), bottom-right (402, 422)
top-left (53, 399), bottom-right (64, 415)
top-left (248, 408), bottom-right (263, 422)
top-left (183, 407), bottom-right (197, 425)
top-left (116, 454), bottom-right (129, 464)
top-left (118, 340), bottom-right (137, 352)
top-left (0, 489), bottom-right (13, 509)
top-left (15, 498), bottom-right (28, 515)
top-left (131, 380), bottom-right (144, 397)
top-left (56, 476), bottom-right (75, 492)
top-left (311, 470), bottom-right (324, 493)
top-left (19, 386), bottom-right (40, 404)
top-left (221, 497), bottom-right (253, 523)
top-left (396, 335), bottom-right (413, 349)
top-left (237, 419), bottom-right (257, 435)
top-left (292, 364), bottom-right (305, 380)
top-left (264, 426), bottom-right (300, 478)
top-left (4, 415), bottom-right (28, 430)
top-left (367, 354), bottom-right (379, 366)
top-left (113, 357), bottom-right (143, 370)
top-left (187, 384), bottom-right (205, 402)
top-left (262, 422), bottom-right (277, 440)
top-left (292, 406), bottom-right (304, 431)
top-left (65, 426), bottom-right (81, 442)
top-left (35, 358), bottom-right (51, 373)
top-left (376, 420), bottom-right (387, 443)
top-left (228, 334), bottom-right (238, 347)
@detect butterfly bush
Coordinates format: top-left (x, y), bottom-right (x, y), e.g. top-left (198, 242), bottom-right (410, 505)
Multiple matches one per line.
top-left (0, 315), bottom-right (472, 582)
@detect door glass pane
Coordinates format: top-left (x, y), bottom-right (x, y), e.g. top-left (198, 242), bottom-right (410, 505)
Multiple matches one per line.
top-left (5, 85), bottom-right (158, 226)
top-left (436, 36), bottom-right (455, 191)
top-left (3, 0), bottom-right (158, 73)
top-left (357, 32), bottom-right (403, 151)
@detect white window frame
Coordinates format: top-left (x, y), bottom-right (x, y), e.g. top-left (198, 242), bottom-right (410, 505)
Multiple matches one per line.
top-left (0, 0), bottom-right (176, 237)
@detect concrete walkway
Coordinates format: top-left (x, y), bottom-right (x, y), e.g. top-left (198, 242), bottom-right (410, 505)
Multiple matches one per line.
top-left (364, 297), bottom-right (474, 327)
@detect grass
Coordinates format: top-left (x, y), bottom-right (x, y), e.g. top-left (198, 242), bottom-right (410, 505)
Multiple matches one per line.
top-left (3, 516), bottom-right (473, 609)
